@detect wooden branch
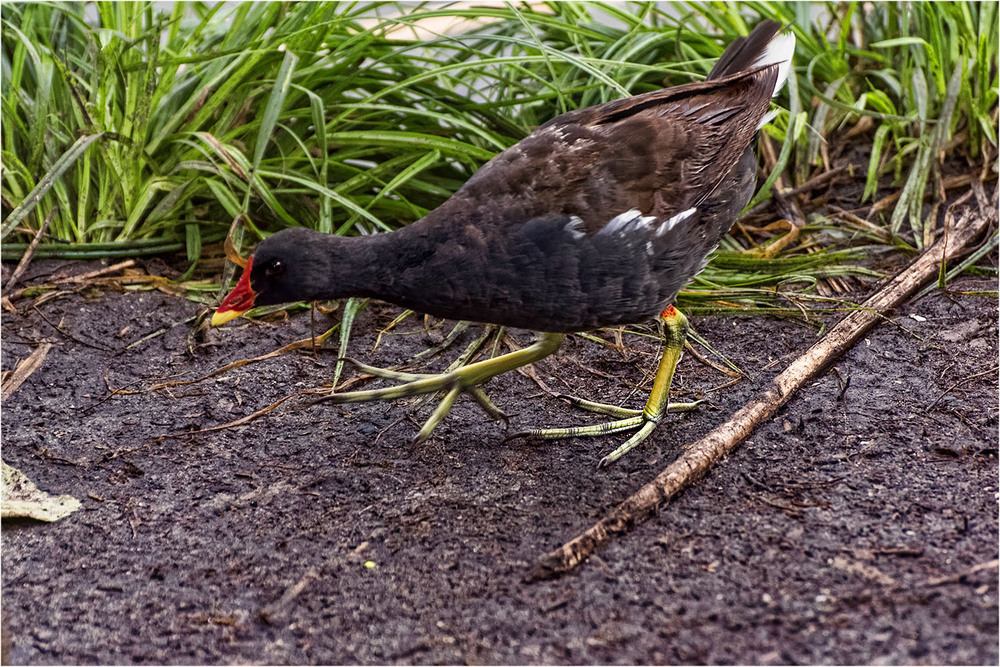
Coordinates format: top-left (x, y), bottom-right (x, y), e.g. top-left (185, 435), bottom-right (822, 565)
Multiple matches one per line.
top-left (528, 192), bottom-right (996, 581)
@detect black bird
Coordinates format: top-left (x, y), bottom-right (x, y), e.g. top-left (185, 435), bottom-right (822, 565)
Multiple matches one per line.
top-left (213, 21), bottom-right (795, 467)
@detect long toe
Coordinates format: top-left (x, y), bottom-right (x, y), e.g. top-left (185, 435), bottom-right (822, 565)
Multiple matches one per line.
top-left (598, 420), bottom-right (659, 468)
top-left (514, 415), bottom-right (645, 441)
top-left (337, 357), bottom-right (433, 382)
top-left (556, 394), bottom-right (644, 418)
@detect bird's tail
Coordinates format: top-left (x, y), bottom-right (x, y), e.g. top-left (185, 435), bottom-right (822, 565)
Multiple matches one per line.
top-left (707, 20), bottom-right (795, 98)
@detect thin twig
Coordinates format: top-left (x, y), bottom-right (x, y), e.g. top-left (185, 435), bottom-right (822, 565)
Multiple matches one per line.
top-left (925, 365), bottom-right (999, 411)
top-left (50, 259), bottom-right (137, 284)
top-left (145, 335), bottom-right (322, 391)
top-left (4, 206), bottom-right (57, 293)
top-left (152, 391), bottom-right (302, 443)
top-left (684, 341), bottom-right (741, 379)
top-left (506, 334), bottom-right (558, 395)
top-left (923, 559), bottom-right (999, 587)
top-left (32, 307), bottom-right (114, 352)
top-left (258, 568), bottom-right (319, 624)
top-left (528, 195), bottom-right (995, 581)
top-left (122, 315), bottom-right (199, 351)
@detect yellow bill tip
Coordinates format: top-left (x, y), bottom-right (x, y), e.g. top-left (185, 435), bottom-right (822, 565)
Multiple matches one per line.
top-left (210, 309), bottom-right (247, 327)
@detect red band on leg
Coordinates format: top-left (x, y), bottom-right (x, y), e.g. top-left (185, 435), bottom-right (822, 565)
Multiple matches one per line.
top-left (659, 305), bottom-right (677, 319)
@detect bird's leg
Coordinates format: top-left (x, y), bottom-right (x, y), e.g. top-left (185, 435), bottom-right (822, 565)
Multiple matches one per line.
top-left (318, 332), bottom-right (565, 443)
top-left (516, 306), bottom-right (699, 468)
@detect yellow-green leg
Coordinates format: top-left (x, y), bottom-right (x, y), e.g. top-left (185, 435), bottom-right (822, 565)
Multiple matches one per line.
top-left (317, 332), bottom-right (565, 443)
top-left (517, 306), bottom-right (698, 468)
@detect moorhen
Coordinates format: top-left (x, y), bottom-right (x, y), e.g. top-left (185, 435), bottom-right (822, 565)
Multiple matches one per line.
top-left (213, 21), bottom-right (795, 467)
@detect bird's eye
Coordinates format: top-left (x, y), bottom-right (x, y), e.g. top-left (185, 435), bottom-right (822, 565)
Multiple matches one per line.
top-left (265, 259), bottom-right (286, 278)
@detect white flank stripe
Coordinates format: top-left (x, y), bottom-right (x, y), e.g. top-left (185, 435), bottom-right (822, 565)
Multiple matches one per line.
top-left (601, 208), bottom-right (656, 236)
top-left (656, 207), bottom-right (697, 236)
top-left (564, 215), bottom-right (586, 239)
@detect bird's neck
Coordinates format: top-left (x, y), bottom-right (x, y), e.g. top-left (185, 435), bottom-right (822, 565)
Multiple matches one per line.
top-left (302, 223), bottom-right (438, 303)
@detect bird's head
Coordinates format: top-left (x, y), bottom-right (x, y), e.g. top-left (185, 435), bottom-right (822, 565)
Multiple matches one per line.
top-left (211, 227), bottom-right (332, 326)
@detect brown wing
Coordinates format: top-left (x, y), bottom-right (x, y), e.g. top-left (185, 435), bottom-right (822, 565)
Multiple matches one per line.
top-left (448, 64), bottom-right (779, 234)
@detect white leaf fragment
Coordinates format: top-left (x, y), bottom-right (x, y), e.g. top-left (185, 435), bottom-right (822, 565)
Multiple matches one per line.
top-left (2, 459), bottom-right (81, 522)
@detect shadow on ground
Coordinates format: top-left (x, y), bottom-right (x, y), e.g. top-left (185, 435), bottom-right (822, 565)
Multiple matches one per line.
top-left (2, 258), bottom-right (997, 664)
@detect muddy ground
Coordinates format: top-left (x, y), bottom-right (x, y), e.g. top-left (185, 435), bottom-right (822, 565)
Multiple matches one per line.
top-left (1, 250), bottom-right (997, 664)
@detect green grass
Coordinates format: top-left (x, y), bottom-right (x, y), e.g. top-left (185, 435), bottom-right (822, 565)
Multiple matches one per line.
top-left (2, 1), bottom-right (996, 302)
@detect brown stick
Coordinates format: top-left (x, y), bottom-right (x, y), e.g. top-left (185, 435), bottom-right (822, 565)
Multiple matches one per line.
top-left (528, 195), bottom-right (995, 581)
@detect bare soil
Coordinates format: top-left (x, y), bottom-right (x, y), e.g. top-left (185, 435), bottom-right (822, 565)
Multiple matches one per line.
top-left (1, 255), bottom-right (997, 664)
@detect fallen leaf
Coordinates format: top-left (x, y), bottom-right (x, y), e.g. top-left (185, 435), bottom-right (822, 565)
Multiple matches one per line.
top-left (1, 460), bottom-right (81, 522)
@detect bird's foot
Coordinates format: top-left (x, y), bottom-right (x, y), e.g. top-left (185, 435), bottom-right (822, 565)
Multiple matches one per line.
top-left (512, 305), bottom-right (697, 468)
top-left (317, 358), bottom-right (509, 442)
top-left (511, 397), bottom-right (702, 468)
top-left (315, 333), bottom-right (565, 443)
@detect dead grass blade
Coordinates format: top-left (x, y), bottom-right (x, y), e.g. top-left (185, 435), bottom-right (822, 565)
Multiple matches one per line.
top-left (224, 215), bottom-right (249, 268)
top-left (51, 260), bottom-right (136, 284)
top-left (1, 342), bottom-right (53, 401)
top-left (1, 459), bottom-right (81, 522)
top-left (683, 341), bottom-right (742, 379)
top-left (4, 206), bottom-right (57, 293)
top-left (6, 260), bottom-right (139, 304)
top-left (742, 219), bottom-right (800, 259)
top-left (176, 392), bottom-right (300, 435)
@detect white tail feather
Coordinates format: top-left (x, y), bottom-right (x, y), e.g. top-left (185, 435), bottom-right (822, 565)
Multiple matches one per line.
top-left (756, 109), bottom-right (779, 130)
top-left (754, 31), bottom-right (796, 97)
